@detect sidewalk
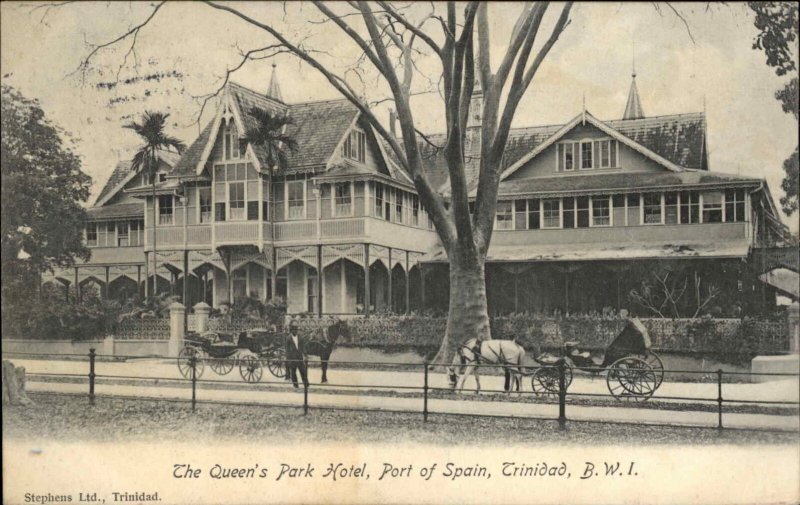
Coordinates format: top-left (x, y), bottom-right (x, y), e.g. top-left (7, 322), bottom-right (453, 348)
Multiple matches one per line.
top-left (12, 357), bottom-right (800, 432)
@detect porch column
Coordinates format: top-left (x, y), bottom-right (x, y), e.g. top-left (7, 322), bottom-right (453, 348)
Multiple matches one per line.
top-left (420, 264), bottom-right (426, 309)
top-left (144, 252), bottom-right (150, 298)
top-left (74, 267), bottom-right (80, 304)
top-left (564, 271), bottom-right (570, 315)
top-left (404, 251), bottom-right (410, 314)
top-left (183, 249), bottom-right (189, 328)
top-left (104, 266), bottom-right (110, 300)
top-left (137, 265), bottom-right (142, 298)
top-left (387, 248), bottom-right (393, 313)
top-left (364, 243), bottom-right (371, 317)
top-left (271, 247), bottom-right (278, 300)
top-left (317, 244), bottom-right (323, 317)
top-left (225, 250), bottom-right (233, 306)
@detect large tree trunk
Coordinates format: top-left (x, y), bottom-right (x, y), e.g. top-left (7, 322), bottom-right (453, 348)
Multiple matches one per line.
top-left (2, 360), bottom-right (33, 406)
top-left (431, 256), bottom-right (491, 367)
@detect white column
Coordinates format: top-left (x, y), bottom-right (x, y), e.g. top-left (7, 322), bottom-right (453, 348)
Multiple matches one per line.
top-left (168, 302), bottom-right (186, 357)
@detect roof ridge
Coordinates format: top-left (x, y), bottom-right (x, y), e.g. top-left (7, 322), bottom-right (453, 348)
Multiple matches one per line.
top-left (289, 96), bottom-right (355, 107)
top-left (228, 81), bottom-right (288, 107)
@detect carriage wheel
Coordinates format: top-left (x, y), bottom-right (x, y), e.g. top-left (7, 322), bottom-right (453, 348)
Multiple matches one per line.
top-left (640, 351), bottom-right (664, 389)
top-left (606, 357), bottom-right (656, 402)
top-left (209, 357), bottom-right (234, 376)
top-left (239, 355), bottom-right (263, 383)
top-left (531, 365), bottom-right (573, 397)
top-left (266, 347), bottom-right (287, 379)
top-left (177, 347), bottom-right (205, 380)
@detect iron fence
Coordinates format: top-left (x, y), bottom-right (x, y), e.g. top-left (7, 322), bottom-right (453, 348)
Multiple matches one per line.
top-left (3, 349), bottom-right (799, 433)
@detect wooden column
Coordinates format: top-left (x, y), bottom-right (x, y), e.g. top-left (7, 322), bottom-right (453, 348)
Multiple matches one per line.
top-left (104, 266), bottom-right (110, 300)
top-left (564, 271), bottom-right (570, 315)
top-left (144, 252), bottom-right (150, 298)
top-left (364, 243), bottom-right (371, 317)
top-left (137, 265), bottom-right (142, 298)
top-left (74, 267), bottom-right (80, 304)
top-left (225, 250), bottom-right (233, 306)
top-left (183, 249), bottom-right (189, 328)
top-left (317, 244), bottom-right (323, 317)
top-left (271, 247), bottom-right (278, 301)
top-left (387, 248), bottom-right (393, 313)
top-left (420, 264), bottom-right (426, 310)
top-left (404, 251), bottom-right (410, 314)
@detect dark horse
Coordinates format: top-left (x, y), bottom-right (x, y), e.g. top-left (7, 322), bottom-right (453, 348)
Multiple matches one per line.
top-left (287, 320), bottom-right (347, 383)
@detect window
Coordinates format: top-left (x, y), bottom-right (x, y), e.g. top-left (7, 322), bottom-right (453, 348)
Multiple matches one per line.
top-left (394, 190), bottom-right (404, 223)
top-left (703, 191), bottom-right (723, 223)
top-left (514, 200), bottom-right (527, 230)
top-left (527, 199), bottom-right (540, 229)
top-left (158, 173), bottom-right (167, 183)
top-left (228, 182), bottom-right (245, 220)
top-left (287, 181), bottom-right (305, 219)
top-left (558, 142), bottom-right (578, 171)
top-left (612, 194), bottom-right (626, 226)
top-left (542, 199), bottom-right (561, 228)
top-left (725, 189), bottom-right (746, 222)
top-left (627, 194), bottom-right (640, 226)
top-left (247, 201), bottom-right (259, 221)
top-left (495, 201), bottom-right (513, 230)
top-left (593, 139), bottom-right (616, 168)
top-left (130, 220), bottom-right (144, 246)
top-left (411, 195), bottom-right (420, 226)
top-left (592, 196), bottom-right (611, 226)
top-left (158, 195), bottom-right (174, 225)
top-left (563, 197), bottom-right (575, 229)
top-left (232, 268), bottom-right (247, 300)
top-left (275, 269), bottom-right (287, 299)
top-left (577, 196), bottom-right (590, 228)
top-left (334, 182), bottom-right (352, 216)
top-left (198, 187), bottom-right (212, 223)
top-left (581, 142), bottom-right (593, 169)
top-left (86, 223), bottom-right (98, 246)
top-left (679, 191), bottom-right (700, 224)
top-left (224, 123), bottom-right (240, 160)
top-left (664, 192), bottom-right (679, 224)
top-left (117, 222), bottom-right (129, 247)
top-left (307, 266), bottom-right (318, 313)
top-left (343, 129), bottom-right (366, 163)
top-left (373, 183), bottom-right (383, 218)
top-left (261, 180), bottom-right (270, 221)
top-left (643, 193), bottom-right (662, 224)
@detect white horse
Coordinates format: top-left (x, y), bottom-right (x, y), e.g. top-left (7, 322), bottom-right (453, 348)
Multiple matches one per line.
top-left (448, 338), bottom-right (528, 394)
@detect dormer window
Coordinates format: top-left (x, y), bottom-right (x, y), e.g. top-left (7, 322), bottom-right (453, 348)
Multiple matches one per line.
top-left (557, 139), bottom-right (618, 171)
top-left (343, 129), bottom-right (366, 163)
top-left (223, 122), bottom-right (241, 160)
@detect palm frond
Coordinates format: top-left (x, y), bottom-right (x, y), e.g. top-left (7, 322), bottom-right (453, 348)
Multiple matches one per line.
top-left (242, 106), bottom-right (298, 172)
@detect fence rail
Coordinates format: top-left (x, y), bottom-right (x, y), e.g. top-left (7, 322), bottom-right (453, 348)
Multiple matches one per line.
top-left (3, 350), bottom-right (799, 433)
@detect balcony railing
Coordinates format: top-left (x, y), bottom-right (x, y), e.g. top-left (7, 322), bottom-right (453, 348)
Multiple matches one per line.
top-left (215, 221), bottom-right (260, 244)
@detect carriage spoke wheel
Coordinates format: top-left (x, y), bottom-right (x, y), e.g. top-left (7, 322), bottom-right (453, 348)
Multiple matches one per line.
top-left (177, 347), bottom-right (205, 380)
top-left (606, 357), bottom-right (656, 402)
top-left (640, 351), bottom-right (664, 389)
top-left (239, 355), bottom-right (263, 383)
top-left (266, 347), bottom-right (287, 379)
top-left (531, 365), bottom-right (573, 398)
top-left (209, 356), bottom-right (234, 376)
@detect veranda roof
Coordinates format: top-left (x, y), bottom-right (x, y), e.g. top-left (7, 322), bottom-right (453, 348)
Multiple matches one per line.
top-left (759, 268), bottom-right (800, 299)
top-left (420, 240), bottom-right (751, 264)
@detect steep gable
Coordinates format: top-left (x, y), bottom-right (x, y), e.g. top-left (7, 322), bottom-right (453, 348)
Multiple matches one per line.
top-left (94, 151), bottom-right (180, 206)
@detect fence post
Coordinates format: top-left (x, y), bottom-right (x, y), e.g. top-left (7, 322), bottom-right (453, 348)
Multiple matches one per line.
top-left (303, 380), bottom-right (309, 416)
top-left (88, 348), bottom-right (96, 406)
top-left (716, 369), bottom-right (723, 430)
top-left (190, 354), bottom-right (197, 412)
top-left (558, 359), bottom-right (566, 430)
top-left (423, 360), bottom-right (429, 422)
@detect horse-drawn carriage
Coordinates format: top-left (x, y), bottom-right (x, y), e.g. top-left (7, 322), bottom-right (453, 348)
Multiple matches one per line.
top-left (176, 328), bottom-right (287, 383)
top-left (531, 318), bottom-right (664, 401)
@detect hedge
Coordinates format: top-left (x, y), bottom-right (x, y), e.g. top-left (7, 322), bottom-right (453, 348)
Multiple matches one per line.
top-left (288, 314), bottom-right (789, 358)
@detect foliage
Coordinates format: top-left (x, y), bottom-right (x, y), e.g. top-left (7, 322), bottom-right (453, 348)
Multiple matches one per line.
top-left (748, 1), bottom-right (799, 215)
top-left (117, 292), bottom-right (181, 320)
top-left (1, 84), bottom-right (94, 340)
top-left (241, 107), bottom-right (298, 171)
top-left (3, 283), bottom-right (120, 341)
top-left (628, 271), bottom-right (722, 318)
top-left (211, 297), bottom-right (288, 329)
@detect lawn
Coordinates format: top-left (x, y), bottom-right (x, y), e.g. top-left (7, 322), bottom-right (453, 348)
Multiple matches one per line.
top-left (3, 393), bottom-right (797, 446)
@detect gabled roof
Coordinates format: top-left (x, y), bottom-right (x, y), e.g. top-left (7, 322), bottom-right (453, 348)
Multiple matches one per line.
top-left (500, 111), bottom-right (686, 180)
top-left (94, 150), bottom-right (180, 206)
top-left (490, 170), bottom-right (761, 198)
top-left (170, 82), bottom-right (360, 177)
top-left (413, 112), bottom-right (707, 194)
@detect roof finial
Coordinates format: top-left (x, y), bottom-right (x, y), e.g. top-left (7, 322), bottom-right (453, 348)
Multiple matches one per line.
top-left (267, 63), bottom-right (283, 102)
top-left (623, 48), bottom-right (645, 120)
top-left (582, 92), bottom-right (587, 124)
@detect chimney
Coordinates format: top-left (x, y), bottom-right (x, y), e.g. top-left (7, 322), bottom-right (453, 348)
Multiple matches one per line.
top-left (389, 109), bottom-right (397, 138)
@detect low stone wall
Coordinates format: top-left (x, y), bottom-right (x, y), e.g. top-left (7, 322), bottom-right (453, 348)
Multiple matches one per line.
top-left (3, 338), bottom-right (168, 358)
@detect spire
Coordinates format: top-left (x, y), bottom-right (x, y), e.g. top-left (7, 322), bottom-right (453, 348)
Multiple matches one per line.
top-left (623, 63), bottom-right (644, 120)
top-left (267, 63), bottom-right (283, 102)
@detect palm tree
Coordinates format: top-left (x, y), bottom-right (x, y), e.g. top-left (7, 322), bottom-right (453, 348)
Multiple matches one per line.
top-left (124, 111), bottom-right (185, 299)
top-left (240, 107), bottom-right (297, 302)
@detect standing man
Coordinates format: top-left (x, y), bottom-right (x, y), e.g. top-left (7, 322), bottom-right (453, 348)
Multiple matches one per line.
top-left (285, 322), bottom-right (308, 389)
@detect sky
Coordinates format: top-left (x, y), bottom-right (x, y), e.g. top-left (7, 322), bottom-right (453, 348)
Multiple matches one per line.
top-left (1, 2), bottom-right (798, 231)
